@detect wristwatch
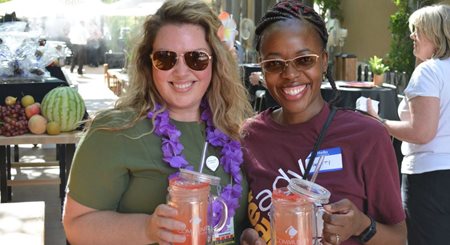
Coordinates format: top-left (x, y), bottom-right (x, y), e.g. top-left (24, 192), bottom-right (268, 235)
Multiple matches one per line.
top-left (357, 215), bottom-right (377, 243)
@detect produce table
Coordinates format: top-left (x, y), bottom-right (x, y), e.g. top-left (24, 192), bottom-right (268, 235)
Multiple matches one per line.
top-left (0, 131), bottom-right (82, 204)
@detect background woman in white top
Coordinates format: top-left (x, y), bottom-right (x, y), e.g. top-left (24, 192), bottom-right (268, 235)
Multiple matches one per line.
top-left (368, 4), bottom-right (450, 245)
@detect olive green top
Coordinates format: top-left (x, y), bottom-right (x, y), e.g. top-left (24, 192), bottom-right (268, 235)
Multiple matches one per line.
top-left (67, 111), bottom-right (249, 243)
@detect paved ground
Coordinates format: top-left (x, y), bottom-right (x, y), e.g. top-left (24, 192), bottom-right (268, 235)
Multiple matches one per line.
top-left (65, 66), bottom-right (118, 116)
top-left (3, 65), bottom-right (118, 244)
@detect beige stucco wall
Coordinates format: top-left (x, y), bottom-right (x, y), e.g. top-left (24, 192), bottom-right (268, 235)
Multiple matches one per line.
top-left (340, 0), bottom-right (450, 63)
top-left (239, 0), bottom-right (450, 64)
top-left (339, 0), bottom-right (397, 63)
top-left (251, 0), bottom-right (398, 63)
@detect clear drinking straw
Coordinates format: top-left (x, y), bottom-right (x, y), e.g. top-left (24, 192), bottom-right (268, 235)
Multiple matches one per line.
top-left (310, 156), bottom-right (325, 183)
top-left (198, 142), bottom-right (209, 173)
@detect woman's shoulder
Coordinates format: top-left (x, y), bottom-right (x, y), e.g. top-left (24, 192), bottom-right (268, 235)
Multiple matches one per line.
top-left (85, 109), bottom-right (151, 138)
top-left (241, 110), bottom-right (271, 130)
top-left (331, 109), bottom-right (391, 149)
top-left (414, 57), bottom-right (450, 76)
top-left (242, 111), bottom-right (262, 125)
top-left (334, 109), bottom-right (385, 132)
top-left (90, 110), bottom-right (141, 128)
top-left (407, 58), bottom-right (450, 95)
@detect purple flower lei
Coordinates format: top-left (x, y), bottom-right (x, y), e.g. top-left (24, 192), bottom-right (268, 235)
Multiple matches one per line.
top-left (147, 100), bottom-right (243, 224)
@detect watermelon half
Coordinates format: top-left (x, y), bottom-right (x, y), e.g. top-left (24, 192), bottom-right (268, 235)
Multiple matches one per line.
top-left (41, 87), bottom-right (86, 132)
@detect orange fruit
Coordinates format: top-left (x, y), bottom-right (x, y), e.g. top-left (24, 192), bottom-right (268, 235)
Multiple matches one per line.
top-left (46, 121), bottom-right (61, 135)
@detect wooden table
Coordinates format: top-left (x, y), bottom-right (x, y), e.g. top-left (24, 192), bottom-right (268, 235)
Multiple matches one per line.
top-left (0, 201), bottom-right (45, 245)
top-left (107, 68), bottom-right (129, 96)
top-left (0, 132), bottom-right (82, 204)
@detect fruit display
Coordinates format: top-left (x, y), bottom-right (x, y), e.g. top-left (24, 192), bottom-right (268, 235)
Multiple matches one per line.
top-left (0, 93), bottom-right (73, 137)
top-left (41, 87), bottom-right (85, 132)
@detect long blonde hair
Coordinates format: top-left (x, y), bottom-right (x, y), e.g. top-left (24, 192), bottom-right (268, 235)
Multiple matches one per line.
top-left (92, 0), bottom-right (253, 140)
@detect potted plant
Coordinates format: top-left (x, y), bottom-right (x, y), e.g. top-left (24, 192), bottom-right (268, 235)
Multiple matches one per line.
top-left (368, 55), bottom-right (390, 86)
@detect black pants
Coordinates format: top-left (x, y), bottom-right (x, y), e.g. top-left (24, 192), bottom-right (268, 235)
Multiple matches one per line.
top-left (402, 170), bottom-right (450, 245)
top-left (70, 44), bottom-right (87, 74)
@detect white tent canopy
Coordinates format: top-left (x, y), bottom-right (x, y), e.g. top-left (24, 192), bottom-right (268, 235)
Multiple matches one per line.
top-left (0, 0), bottom-right (106, 18)
top-left (0, 0), bottom-right (164, 18)
top-left (0, 0), bottom-right (65, 17)
top-left (104, 0), bottom-right (164, 16)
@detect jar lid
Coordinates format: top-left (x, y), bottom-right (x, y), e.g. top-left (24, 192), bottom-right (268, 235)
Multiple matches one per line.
top-left (287, 178), bottom-right (330, 204)
top-left (272, 187), bottom-right (305, 202)
top-left (179, 168), bottom-right (221, 186)
top-left (169, 177), bottom-right (209, 190)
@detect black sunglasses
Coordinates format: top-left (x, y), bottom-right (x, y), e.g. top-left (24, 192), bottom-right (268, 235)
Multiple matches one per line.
top-left (259, 54), bottom-right (320, 73)
top-left (150, 50), bottom-right (212, 71)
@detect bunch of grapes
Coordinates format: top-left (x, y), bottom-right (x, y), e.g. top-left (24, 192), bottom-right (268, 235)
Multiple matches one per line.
top-left (0, 103), bottom-right (29, 137)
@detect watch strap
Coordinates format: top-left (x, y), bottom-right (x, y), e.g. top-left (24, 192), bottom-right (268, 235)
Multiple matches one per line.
top-left (357, 215), bottom-right (377, 243)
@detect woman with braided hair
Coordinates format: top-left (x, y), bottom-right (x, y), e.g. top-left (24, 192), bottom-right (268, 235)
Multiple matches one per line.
top-left (240, 1), bottom-right (406, 244)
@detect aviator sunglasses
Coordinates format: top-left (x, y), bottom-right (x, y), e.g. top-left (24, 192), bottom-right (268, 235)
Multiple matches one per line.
top-left (259, 54), bottom-right (320, 73)
top-left (150, 50), bottom-right (212, 71)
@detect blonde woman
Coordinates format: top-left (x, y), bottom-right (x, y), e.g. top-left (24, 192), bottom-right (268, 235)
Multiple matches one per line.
top-left (368, 4), bottom-right (450, 245)
top-left (62, 1), bottom-right (253, 244)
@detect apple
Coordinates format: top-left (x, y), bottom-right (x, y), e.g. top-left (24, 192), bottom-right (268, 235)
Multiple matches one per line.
top-left (25, 103), bottom-right (41, 119)
top-left (21, 95), bottom-right (35, 107)
top-left (5, 96), bottom-right (17, 106)
top-left (28, 114), bottom-right (47, 134)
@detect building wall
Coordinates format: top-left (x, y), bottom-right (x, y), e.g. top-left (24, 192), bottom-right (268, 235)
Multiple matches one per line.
top-left (245, 0), bottom-right (397, 63)
top-left (339, 0), bottom-right (397, 63)
top-left (340, 0), bottom-right (450, 63)
top-left (231, 0), bottom-right (450, 64)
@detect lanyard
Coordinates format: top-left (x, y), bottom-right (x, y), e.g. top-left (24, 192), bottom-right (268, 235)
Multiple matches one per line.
top-left (303, 106), bottom-right (337, 180)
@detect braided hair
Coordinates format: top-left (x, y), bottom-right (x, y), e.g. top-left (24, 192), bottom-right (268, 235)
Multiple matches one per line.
top-left (255, 0), bottom-right (340, 106)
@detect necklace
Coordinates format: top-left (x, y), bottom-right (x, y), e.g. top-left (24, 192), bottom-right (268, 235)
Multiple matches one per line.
top-left (147, 100), bottom-right (243, 225)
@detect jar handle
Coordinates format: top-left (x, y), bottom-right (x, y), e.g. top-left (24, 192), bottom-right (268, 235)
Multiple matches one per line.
top-left (314, 205), bottom-right (331, 244)
top-left (213, 197), bottom-right (228, 232)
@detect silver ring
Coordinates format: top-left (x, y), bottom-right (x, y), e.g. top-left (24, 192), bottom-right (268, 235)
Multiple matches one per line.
top-left (336, 234), bottom-right (340, 244)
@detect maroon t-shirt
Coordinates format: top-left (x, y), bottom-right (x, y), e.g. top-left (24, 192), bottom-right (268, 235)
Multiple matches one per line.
top-left (241, 104), bottom-right (405, 244)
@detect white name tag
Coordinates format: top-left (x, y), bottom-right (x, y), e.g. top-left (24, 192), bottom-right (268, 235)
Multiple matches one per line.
top-left (306, 147), bottom-right (343, 173)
